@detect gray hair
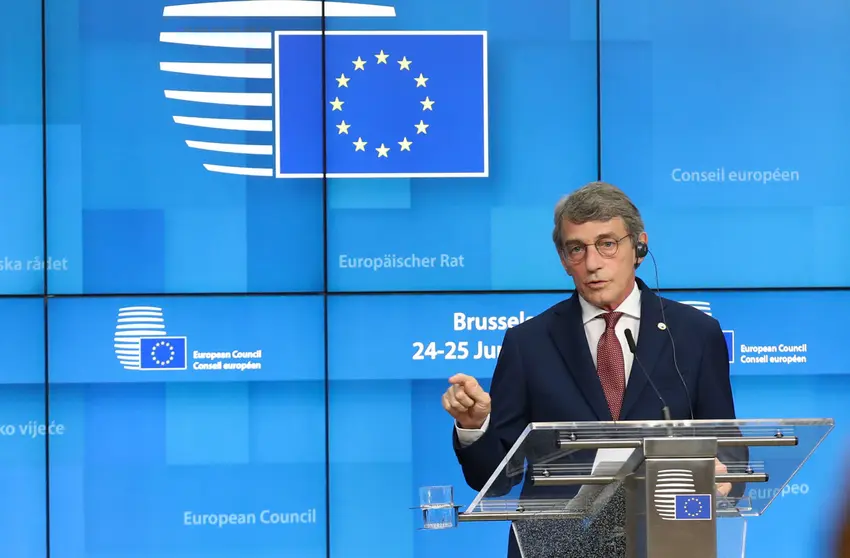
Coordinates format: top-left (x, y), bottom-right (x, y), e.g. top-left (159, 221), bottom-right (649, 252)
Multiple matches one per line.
top-left (552, 181), bottom-right (645, 250)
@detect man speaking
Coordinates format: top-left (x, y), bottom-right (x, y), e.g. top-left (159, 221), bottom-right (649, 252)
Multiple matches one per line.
top-left (442, 181), bottom-right (739, 556)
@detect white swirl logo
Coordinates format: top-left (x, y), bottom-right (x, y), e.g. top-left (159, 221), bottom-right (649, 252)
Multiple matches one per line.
top-left (654, 468), bottom-right (696, 520)
top-left (114, 306), bottom-right (188, 371)
top-left (159, 0), bottom-right (397, 178)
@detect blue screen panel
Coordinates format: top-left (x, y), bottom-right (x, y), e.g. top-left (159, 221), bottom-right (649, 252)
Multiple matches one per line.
top-left (600, 0), bottom-right (850, 288)
top-left (328, 292), bottom-right (850, 558)
top-left (325, 0), bottom-right (599, 292)
top-left (48, 295), bottom-right (326, 558)
top-left (44, 0), bottom-right (324, 294)
top-left (0, 1), bottom-right (44, 295)
top-left (0, 299), bottom-right (46, 558)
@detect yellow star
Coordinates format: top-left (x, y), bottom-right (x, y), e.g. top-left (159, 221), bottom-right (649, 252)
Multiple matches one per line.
top-left (398, 137), bottom-right (412, 151)
top-left (420, 96), bottom-right (434, 111)
top-left (353, 137), bottom-right (367, 151)
top-left (329, 97), bottom-right (344, 111)
top-left (336, 73), bottom-right (350, 87)
top-left (375, 50), bottom-right (389, 64)
top-left (376, 143), bottom-right (390, 157)
top-left (397, 56), bottom-right (412, 70)
top-left (414, 73), bottom-right (428, 87)
top-left (414, 120), bottom-right (429, 134)
top-left (337, 121), bottom-right (350, 134)
top-left (352, 56), bottom-right (366, 71)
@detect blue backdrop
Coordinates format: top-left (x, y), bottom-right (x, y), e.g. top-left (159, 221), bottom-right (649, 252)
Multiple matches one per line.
top-left (0, 0), bottom-right (847, 556)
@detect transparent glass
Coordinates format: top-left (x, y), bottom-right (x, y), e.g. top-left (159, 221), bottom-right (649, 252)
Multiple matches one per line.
top-left (419, 485), bottom-right (456, 529)
top-left (465, 418), bottom-right (833, 516)
top-left (453, 418), bottom-right (832, 557)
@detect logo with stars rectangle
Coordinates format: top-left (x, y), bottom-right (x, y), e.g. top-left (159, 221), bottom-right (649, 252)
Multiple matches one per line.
top-left (274, 30), bottom-right (489, 179)
top-left (673, 494), bottom-right (712, 520)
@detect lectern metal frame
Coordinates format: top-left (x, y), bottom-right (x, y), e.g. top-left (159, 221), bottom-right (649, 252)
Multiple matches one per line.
top-left (430, 418), bottom-right (833, 558)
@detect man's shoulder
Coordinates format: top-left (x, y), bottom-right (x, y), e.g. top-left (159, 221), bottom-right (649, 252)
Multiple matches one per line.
top-left (657, 295), bottom-right (721, 333)
top-left (506, 297), bottom-right (571, 339)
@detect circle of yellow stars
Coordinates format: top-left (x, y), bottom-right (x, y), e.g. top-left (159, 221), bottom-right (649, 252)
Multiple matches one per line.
top-left (329, 49), bottom-right (434, 159)
top-left (150, 340), bottom-right (177, 366)
top-left (683, 497), bottom-right (704, 517)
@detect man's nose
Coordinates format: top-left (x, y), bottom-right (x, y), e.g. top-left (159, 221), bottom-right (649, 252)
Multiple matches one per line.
top-left (584, 246), bottom-right (604, 271)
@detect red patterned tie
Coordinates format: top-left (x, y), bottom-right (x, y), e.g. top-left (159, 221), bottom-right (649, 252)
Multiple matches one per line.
top-left (597, 312), bottom-right (626, 420)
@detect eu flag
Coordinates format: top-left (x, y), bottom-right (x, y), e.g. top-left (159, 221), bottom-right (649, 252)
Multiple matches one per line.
top-left (674, 494), bottom-right (712, 520)
top-left (139, 336), bottom-right (187, 370)
top-left (275, 31), bottom-right (488, 178)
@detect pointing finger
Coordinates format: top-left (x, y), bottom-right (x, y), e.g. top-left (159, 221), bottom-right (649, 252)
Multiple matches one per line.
top-left (451, 374), bottom-right (482, 395)
top-left (449, 373), bottom-right (477, 387)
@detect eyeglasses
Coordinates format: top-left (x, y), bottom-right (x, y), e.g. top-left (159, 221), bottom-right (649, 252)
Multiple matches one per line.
top-left (562, 234), bottom-right (631, 263)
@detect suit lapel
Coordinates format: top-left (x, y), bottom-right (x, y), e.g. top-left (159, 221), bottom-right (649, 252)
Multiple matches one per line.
top-left (619, 281), bottom-right (669, 419)
top-left (549, 295), bottom-right (613, 421)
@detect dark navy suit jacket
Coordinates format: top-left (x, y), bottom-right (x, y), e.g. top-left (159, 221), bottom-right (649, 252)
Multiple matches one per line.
top-left (452, 277), bottom-right (742, 556)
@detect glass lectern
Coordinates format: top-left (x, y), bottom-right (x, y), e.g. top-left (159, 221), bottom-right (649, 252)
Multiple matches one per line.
top-left (418, 418), bottom-right (834, 558)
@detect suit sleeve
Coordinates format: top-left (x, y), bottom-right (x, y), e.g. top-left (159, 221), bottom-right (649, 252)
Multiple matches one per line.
top-left (452, 326), bottom-right (529, 494)
top-left (695, 319), bottom-right (749, 496)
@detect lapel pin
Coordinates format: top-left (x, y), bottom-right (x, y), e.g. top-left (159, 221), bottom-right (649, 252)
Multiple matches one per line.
top-left (657, 322), bottom-right (667, 330)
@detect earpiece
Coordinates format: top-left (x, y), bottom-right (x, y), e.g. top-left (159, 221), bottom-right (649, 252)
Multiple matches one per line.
top-left (633, 240), bottom-right (648, 269)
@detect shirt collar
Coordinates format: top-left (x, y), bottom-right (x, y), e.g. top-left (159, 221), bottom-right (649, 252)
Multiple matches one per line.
top-left (579, 280), bottom-right (642, 325)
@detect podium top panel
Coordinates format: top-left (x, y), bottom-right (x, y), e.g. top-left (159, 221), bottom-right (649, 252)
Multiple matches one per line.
top-left (464, 418), bottom-right (834, 518)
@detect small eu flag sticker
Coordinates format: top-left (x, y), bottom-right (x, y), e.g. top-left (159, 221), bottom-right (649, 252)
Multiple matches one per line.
top-left (674, 494), bottom-right (712, 520)
top-left (139, 336), bottom-right (188, 370)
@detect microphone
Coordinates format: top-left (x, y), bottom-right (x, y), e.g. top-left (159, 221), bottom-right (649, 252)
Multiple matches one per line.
top-left (624, 328), bottom-right (672, 423)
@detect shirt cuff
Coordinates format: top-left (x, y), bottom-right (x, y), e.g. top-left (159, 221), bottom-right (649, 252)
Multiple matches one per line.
top-left (455, 414), bottom-right (490, 447)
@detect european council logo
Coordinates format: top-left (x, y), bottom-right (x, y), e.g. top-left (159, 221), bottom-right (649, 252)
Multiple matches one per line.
top-left (654, 469), bottom-right (712, 521)
top-left (679, 300), bottom-right (735, 364)
top-left (159, 0), bottom-right (488, 179)
top-left (113, 306), bottom-right (188, 371)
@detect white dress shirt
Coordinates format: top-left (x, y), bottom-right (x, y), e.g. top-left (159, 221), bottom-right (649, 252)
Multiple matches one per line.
top-left (455, 282), bottom-right (642, 447)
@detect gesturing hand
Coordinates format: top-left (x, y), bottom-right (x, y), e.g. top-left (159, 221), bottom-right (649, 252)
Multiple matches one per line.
top-left (715, 458), bottom-right (732, 497)
top-left (441, 373), bottom-right (491, 430)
